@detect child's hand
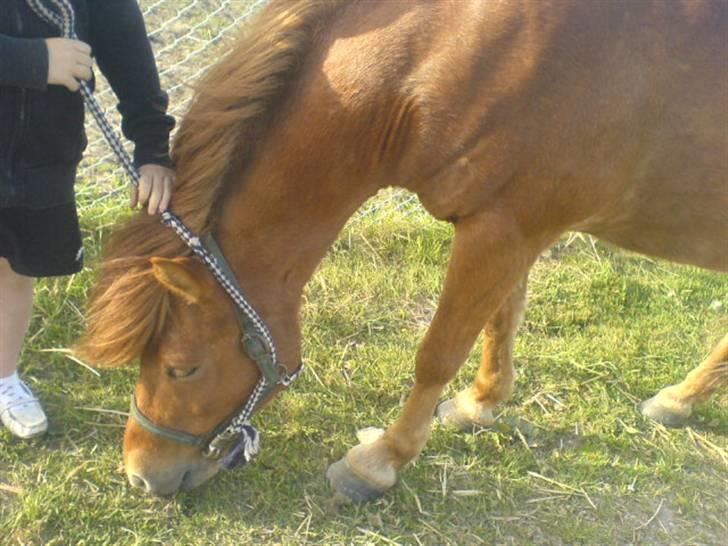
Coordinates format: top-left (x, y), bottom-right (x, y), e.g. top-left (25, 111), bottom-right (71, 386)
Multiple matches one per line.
top-left (45, 38), bottom-right (92, 92)
top-left (132, 164), bottom-right (175, 215)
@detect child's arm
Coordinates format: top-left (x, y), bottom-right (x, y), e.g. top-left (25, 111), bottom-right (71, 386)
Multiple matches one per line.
top-left (1, 33), bottom-right (93, 92)
top-left (88, 0), bottom-right (176, 214)
top-left (0, 34), bottom-right (49, 89)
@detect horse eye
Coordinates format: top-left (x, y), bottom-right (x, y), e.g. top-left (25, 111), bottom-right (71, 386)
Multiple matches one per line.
top-left (165, 366), bottom-right (199, 380)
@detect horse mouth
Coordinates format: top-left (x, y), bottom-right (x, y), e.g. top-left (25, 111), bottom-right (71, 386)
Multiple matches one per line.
top-left (127, 456), bottom-right (221, 496)
top-left (179, 461), bottom-right (221, 492)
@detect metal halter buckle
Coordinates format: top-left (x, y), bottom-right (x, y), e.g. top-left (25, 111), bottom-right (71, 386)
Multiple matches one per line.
top-left (204, 428), bottom-right (238, 460)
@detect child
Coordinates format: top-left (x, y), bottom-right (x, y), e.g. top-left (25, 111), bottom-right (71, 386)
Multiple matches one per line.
top-left (0, 0), bottom-right (175, 438)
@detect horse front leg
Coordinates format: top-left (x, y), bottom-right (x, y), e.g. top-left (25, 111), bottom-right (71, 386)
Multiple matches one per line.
top-left (327, 212), bottom-right (544, 502)
top-left (436, 276), bottom-right (527, 430)
top-left (640, 333), bottom-right (728, 426)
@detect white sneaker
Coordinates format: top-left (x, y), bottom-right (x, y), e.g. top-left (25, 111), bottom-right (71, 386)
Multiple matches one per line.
top-left (0, 373), bottom-right (48, 438)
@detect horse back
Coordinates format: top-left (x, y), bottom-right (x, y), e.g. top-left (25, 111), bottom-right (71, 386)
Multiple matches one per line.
top-left (315, 0), bottom-right (727, 270)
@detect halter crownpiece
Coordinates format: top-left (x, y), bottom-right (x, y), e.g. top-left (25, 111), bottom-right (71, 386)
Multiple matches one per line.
top-left (28, 0), bottom-right (303, 469)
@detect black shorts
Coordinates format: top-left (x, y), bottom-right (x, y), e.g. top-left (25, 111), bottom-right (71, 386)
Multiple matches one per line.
top-left (0, 203), bottom-right (83, 277)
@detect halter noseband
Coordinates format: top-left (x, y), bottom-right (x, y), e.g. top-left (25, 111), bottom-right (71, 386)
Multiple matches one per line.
top-left (26, 0), bottom-right (303, 470)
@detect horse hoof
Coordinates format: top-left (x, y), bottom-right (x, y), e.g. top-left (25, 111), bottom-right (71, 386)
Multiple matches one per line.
top-left (436, 397), bottom-right (495, 432)
top-left (436, 398), bottom-right (476, 431)
top-left (639, 395), bottom-right (690, 428)
top-left (326, 457), bottom-right (389, 503)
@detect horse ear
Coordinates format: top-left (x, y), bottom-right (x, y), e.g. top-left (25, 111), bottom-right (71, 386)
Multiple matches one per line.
top-left (150, 257), bottom-right (203, 304)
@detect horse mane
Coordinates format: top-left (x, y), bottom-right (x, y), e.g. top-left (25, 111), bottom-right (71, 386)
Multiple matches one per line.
top-left (75, 0), bottom-right (350, 366)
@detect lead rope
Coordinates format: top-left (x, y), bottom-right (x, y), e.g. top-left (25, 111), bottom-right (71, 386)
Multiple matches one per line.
top-left (27, 0), bottom-right (298, 468)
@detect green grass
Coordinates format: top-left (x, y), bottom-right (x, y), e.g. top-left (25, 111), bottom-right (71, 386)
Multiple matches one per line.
top-left (1, 189), bottom-right (726, 545)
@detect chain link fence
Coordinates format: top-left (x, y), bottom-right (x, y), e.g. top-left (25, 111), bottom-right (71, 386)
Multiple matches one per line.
top-left (76, 0), bottom-right (421, 219)
top-left (77, 0), bottom-right (266, 204)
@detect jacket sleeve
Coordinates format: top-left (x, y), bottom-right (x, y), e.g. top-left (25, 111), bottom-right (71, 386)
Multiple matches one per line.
top-left (87, 0), bottom-right (175, 168)
top-left (0, 34), bottom-right (48, 90)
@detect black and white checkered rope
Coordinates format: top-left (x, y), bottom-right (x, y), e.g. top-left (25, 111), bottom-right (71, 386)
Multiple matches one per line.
top-left (27, 0), bottom-right (141, 185)
top-left (27, 0), bottom-right (66, 29)
top-left (28, 0), bottom-right (296, 461)
top-left (232, 352), bottom-right (304, 429)
top-left (227, 356), bottom-right (304, 431)
top-left (236, 379), bottom-right (267, 427)
top-left (159, 217), bottom-right (279, 367)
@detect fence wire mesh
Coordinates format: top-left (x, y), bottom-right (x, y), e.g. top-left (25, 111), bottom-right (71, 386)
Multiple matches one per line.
top-left (76, 0), bottom-right (422, 221)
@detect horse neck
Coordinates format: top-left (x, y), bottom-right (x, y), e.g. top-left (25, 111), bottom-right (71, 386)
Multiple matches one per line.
top-left (213, 133), bottom-right (382, 365)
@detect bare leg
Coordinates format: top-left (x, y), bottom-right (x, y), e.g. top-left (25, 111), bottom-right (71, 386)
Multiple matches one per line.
top-left (0, 258), bottom-right (46, 438)
top-left (640, 333), bottom-right (728, 426)
top-left (0, 258), bottom-right (34, 379)
top-left (328, 213), bottom-right (546, 501)
top-left (437, 276), bottom-right (527, 430)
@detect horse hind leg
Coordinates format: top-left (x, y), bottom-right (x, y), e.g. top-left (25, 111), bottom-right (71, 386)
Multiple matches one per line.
top-left (436, 276), bottom-right (527, 431)
top-left (327, 212), bottom-right (545, 502)
top-left (640, 333), bottom-right (728, 427)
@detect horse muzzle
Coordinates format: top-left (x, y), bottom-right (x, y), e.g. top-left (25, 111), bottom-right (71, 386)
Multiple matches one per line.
top-left (125, 450), bottom-right (220, 496)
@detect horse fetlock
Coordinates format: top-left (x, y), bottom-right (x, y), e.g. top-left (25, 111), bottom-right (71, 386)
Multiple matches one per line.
top-left (346, 441), bottom-right (399, 489)
top-left (436, 389), bottom-right (495, 432)
top-left (327, 441), bottom-right (398, 502)
top-left (639, 387), bottom-right (693, 427)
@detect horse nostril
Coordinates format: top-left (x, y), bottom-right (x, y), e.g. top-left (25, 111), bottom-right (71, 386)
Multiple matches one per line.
top-left (129, 474), bottom-right (150, 491)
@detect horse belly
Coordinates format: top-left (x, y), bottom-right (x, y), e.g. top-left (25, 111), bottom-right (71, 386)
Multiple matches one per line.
top-left (580, 139), bottom-right (728, 272)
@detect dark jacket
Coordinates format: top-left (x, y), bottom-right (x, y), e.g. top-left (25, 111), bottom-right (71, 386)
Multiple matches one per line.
top-left (0, 0), bottom-right (175, 209)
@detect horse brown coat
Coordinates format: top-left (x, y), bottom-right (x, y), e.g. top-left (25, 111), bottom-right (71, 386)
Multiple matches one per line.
top-left (76, 0), bottom-right (727, 497)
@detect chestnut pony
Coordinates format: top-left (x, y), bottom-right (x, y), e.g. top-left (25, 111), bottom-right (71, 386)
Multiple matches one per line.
top-left (76, 0), bottom-right (727, 498)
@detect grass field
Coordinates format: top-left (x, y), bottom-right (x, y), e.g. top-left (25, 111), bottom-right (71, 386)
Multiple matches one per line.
top-left (1, 189), bottom-right (726, 545)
